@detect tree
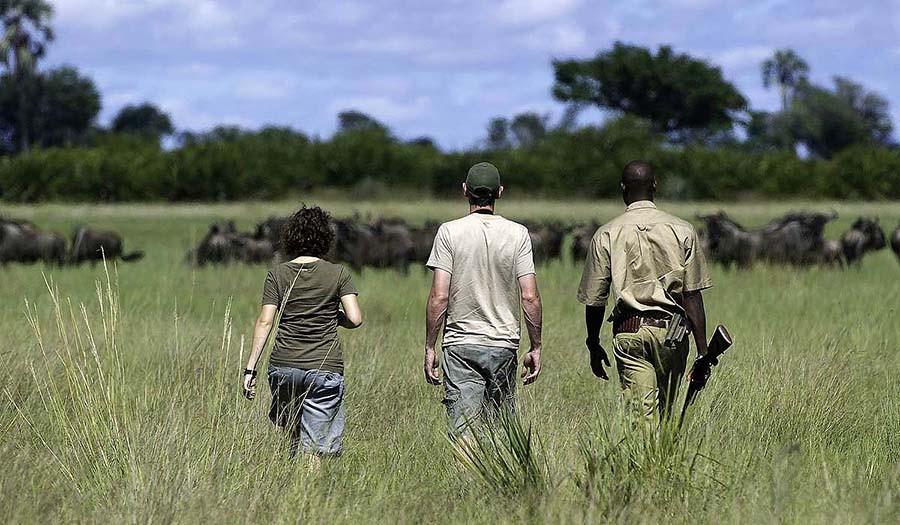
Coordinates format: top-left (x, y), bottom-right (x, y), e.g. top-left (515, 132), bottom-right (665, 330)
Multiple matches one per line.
top-left (111, 102), bottom-right (174, 141)
top-left (485, 117), bottom-right (510, 150)
top-left (761, 49), bottom-right (809, 112)
top-left (0, 0), bottom-right (54, 152)
top-left (337, 110), bottom-right (389, 134)
top-left (0, 65), bottom-right (99, 151)
top-left (510, 112), bottom-right (549, 147)
top-left (790, 77), bottom-right (893, 158)
top-left (552, 42), bottom-right (747, 137)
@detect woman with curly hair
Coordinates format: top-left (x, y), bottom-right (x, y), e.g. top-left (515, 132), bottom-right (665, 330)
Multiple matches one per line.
top-left (241, 205), bottom-right (362, 461)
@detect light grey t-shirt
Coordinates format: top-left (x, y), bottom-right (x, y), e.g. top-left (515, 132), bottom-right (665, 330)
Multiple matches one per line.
top-left (426, 213), bottom-right (536, 350)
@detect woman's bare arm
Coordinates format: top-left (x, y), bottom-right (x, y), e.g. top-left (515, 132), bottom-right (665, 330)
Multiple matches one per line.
top-left (242, 304), bottom-right (277, 399)
top-left (338, 294), bottom-right (363, 329)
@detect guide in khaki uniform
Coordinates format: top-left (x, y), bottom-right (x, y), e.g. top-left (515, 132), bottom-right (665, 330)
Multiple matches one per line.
top-left (578, 161), bottom-right (713, 428)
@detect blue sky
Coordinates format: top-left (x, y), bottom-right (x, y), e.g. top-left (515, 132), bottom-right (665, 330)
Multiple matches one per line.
top-left (47, 0), bottom-right (900, 149)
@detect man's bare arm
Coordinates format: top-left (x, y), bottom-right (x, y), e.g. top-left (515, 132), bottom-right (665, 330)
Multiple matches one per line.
top-left (682, 290), bottom-right (709, 356)
top-left (519, 274), bottom-right (542, 385)
top-left (423, 269), bottom-right (450, 385)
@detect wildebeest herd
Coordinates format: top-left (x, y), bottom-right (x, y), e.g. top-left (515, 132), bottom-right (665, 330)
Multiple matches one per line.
top-left (3, 211), bottom-right (899, 270)
top-left (1, 216), bottom-right (143, 266)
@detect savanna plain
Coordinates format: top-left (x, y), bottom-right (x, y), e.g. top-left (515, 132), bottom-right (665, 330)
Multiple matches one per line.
top-left (1, 199), bottom-right (899, 524)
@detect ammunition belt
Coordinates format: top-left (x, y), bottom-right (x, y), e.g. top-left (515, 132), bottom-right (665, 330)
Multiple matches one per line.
top-left (613, 313), bottom-right (670, 335)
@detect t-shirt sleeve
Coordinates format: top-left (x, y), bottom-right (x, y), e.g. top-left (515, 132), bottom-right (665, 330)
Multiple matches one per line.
top-left (261, 270), bottom-right (280, 306)
top-left (516, 229), bottom-right (536, 278)
top-left (425, 224), bottom-right (453, 273)
top-left (577, 233), bottom-right (612, 307)
top-left (683, 227), bottom-right (713, 292)
top-left (338, 266), bottom-right (359, 297)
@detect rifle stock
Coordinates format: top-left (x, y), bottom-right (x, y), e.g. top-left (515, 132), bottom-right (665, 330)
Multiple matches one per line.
top-left (707, 324), bottom-right (733, 360)
top-left (679, 324), bottom-right (734, 426)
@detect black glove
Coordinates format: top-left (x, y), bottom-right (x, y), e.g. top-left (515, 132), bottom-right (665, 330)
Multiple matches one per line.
top-left (586, 338), bottom-right (610, 381)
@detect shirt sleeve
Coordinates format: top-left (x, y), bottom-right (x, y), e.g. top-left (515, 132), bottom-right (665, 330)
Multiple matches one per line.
top-left (261, 270), bottom-right (280, 306)
top-left (683, 227), bottom-right (713, 292)
top-left (516, 228), bottom-right (536, 278)
top-left (577, 233), bottom-right (612, 307)
top-left (338, 266), bottom-right (359, 297)
top-left (425, 224), bottom-right (453, 274)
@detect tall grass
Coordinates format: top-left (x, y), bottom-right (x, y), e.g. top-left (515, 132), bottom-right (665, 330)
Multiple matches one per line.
top-left (1, 200), bottom-right (898, 523)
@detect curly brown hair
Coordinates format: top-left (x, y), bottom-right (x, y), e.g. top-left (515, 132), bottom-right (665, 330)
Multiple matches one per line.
top-left (280, 205), bottom-right (335, 259)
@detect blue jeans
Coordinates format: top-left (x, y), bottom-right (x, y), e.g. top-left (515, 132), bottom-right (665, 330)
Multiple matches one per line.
top-left (267, 366), bottom-right (345, 456)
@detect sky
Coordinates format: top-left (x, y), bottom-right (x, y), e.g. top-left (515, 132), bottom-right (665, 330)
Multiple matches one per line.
top-left (47, 0), bottom-right (900, 150)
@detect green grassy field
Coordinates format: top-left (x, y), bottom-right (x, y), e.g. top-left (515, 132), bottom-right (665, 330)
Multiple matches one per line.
top-left (1, 199), bottom-right (899, 523)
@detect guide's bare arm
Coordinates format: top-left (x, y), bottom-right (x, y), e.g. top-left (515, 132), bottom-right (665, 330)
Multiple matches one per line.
top-left (682, 290), bottom-right (709, 356)
top-left (423, 269), bottom-right (450, 385)
top-left (242, 304), bottom-right (277, 399)
top-left (338, 294), bottom-right (363, 329)
top-left (519, 273), bottom-right (542, 385)
top-left (584, 305), bottom-right (610, 380)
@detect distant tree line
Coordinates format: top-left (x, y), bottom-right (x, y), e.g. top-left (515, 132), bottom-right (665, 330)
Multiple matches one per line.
top-left (0, 2), bottom-right (897, 202)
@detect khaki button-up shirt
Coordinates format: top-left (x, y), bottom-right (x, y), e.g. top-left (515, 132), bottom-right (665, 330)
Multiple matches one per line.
top-left (577, 200), bottom-right (711, 319)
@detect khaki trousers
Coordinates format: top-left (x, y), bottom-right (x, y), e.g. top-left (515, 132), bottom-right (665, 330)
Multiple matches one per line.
top-left (612, 325), bottom-right (689, 428)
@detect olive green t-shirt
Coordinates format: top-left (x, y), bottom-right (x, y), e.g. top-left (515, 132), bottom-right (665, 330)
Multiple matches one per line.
top-left (262, 260), bottom-right (358, 374)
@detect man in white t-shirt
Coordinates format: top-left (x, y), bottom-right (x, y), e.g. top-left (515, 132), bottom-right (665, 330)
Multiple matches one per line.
top-left (423, 162), bottom-right (543, 436)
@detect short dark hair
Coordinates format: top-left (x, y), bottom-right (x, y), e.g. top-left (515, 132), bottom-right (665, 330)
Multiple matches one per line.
top-left (466, 188), bottom-right (497, 207)
top-left (621, 160), bottom-right (655, 192)
top-left (280, 205), bottom-right (334, 259)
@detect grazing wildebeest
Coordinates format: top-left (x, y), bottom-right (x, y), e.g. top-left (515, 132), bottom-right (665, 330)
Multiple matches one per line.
top-left (841, 217), bottom-right (886, 266)
top-left (891, 224), bottom-right (900, 262)
top-left (332, 218), bottom-right (414, 272)
top-left (70, 226), bottom-right (144, 265)
top-left (254, 216), bottom-right (289, 247)
top-left (236, 235), bottom-right (276, 265)
top-left (571, 222), bottom-right (600, 262)
top-left (409, 221), bottom-right (439, 264)
top-left (523, 221), bottom-right (566, 263)
top-left (187, 221), bottom-right (242, 266)
top-left (696, 212), bottom-right (759, 269)
top-left (0, 218), bottom-right (67, 265)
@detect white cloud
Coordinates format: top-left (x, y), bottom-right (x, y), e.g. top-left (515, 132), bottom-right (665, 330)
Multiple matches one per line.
top-left (521, 22), bottom-right (588, 53)
top-left (493, 0), bottom-right (584, 26)
top-left (328, 95), bottom-right (431, 123)
top-left (234, 73), bottom-right (296, 100)
top-left (712, 46), bottom-right (773, 70)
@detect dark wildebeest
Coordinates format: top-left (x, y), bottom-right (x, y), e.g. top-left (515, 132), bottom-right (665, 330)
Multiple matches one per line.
top-left (187, 221), bottom-right (242, 266)
top-left (255, 216), bottom-right (289, 247)
top-left (571, 222), bottom-right (600, 262)
top-left (0, 218), bottom-right (67, 265)
top-left (696, 212), bottom-right (759, 269)
top-left (332, 218), bottom-right (414, 272)
top-left (841, 217), bottom-right (886, 266)
top-left (70, 226), bottom-right (144, 265)
top-left (409, 221), bottom-right (439, 264)
top-left (891, 224), bottom-right (900, 262)
top-left (522, 221), bottom-right (566, 264)
top-left (236, 235), bottom-right (276, 265)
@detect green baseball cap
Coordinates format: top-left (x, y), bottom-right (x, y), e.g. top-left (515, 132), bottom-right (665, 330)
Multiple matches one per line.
top-left (466, 162), bottom-right (501, 196)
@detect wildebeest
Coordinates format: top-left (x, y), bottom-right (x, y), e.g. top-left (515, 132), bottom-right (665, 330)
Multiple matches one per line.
top-left (70, 226), bottom-right (144, 265)
top-left (187, 221), bottom-right (242, 266)
top-left (891, 224), bottom-right (900, 262)
top-left (697, 210), bottom-right (839, 269)
top-left (571, 222), bottom-right (600, 262)
top-left (523, 221), bottom-right (566, 264)
top-left (332, 217), bottom-right (414, 272)
top-left (0, 217), bottom-right (67, 265)
top-left (409, 221), bottom-right (439, 264)
top-left (254, 216), bottom-right (289, 247)
top-left (841, 217), bottom-right (886, 266)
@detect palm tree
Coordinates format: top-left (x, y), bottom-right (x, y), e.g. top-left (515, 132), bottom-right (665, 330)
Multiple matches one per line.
top-left (761, 49), bottom-right (809, 113)
top-left (0, 0), bottom-right (54, 152)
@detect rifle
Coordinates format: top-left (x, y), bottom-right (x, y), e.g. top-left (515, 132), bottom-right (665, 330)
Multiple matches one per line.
top-left (679, 324), bottom-right (733, 425)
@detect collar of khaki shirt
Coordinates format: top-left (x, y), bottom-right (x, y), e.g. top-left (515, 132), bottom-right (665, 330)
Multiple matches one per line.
top-left (625, 200), bottom-right (657, 212)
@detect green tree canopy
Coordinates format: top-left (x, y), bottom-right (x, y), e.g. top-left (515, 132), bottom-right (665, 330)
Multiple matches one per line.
top-left (0, 65), bottom-right (99, 151)
top-left (510, 112), bottom-right (549, 148)
top-left (111, 102), bottom-right (174, 140)
top-left (337, 110), bottom-right (389, 135)
top-left (485, 117), bottom-right (510, 150)
top-left (790, 77), bottom-right (893, 158)
top-left (552, 42), bottom-right (747, 137)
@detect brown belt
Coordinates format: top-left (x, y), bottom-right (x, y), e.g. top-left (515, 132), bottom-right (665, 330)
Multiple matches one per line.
top-left (613, 313), bottom-right (670, 335)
